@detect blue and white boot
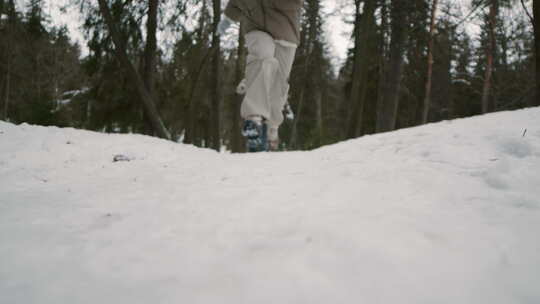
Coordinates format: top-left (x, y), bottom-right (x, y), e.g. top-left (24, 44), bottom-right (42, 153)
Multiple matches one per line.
top-left (242, 116), bottom-right (268, 152)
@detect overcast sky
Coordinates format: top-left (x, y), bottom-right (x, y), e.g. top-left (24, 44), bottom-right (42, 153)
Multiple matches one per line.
top-left (16, 0), bottom-right (355, 62)
top-left (16, 0), bottom-right (527, 65)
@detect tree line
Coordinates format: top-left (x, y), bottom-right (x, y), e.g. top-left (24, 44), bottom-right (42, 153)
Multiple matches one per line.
top-left (0, 0), bottom-right (538, 152)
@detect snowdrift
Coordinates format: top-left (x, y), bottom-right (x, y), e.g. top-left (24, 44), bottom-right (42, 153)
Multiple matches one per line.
top-left (1, 108), bottom-right (540, 303)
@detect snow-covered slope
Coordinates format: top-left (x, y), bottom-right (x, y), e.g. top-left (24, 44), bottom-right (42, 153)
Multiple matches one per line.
top-left (1, 108), bottom-right (540, 304)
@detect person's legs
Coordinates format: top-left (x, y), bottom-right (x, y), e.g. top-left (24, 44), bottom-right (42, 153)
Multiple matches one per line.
top-left (266, 40), bottom-right (297, 147)
top-left (241, 31), bottom-right (278, 122)
top-left (240, 31), bottom-right (297, 151)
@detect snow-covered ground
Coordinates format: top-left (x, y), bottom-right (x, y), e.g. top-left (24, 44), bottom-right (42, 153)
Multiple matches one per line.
top-left (1, 108), bottom-right (540, 304)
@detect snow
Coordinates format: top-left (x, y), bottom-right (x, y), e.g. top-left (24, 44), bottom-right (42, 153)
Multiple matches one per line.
top-left (55, 88), bottom-right (90, 108)
top-left (1, 108), bottom-right (540, 303)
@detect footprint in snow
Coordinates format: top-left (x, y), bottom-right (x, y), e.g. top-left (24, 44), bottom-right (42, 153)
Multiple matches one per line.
top-left (497, 138), bottom-right (533, 159)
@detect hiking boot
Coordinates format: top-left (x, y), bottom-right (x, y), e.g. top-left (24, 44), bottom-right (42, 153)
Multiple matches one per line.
top-left (242, 117), bottom-right (268, 152)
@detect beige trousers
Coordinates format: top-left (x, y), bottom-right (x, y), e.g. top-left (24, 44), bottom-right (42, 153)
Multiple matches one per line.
top-left (241, 31), bottom-right (297, 129)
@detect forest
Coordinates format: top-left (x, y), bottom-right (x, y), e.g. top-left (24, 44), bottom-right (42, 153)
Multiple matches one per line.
top-left (0, 0), bottom-right (538, 152)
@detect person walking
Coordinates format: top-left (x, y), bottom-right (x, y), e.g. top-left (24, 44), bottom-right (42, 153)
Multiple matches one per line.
top-left (218, 0), bottom-right (303, 152)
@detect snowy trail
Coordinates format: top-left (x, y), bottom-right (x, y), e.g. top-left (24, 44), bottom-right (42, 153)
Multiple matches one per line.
top-left (1, 108), bottom-right (540, 303)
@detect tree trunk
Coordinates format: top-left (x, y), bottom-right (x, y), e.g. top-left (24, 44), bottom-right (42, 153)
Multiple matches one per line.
top-left (422, 0), bottom-right (438, 124)
top-left (3, 12), bottom-right (12, 121)
top-left (184, 77), bottom-right (199, 145)
top-left (184, 0), bottom-right (209, 145)
top-left (97, 0), bottom-right (170, 140)
top-left (290, 0), bottom-right (319, 149)
top-left (376, 0), bottom-right (389, 131)
top-left (3, 55), bottom-right (11, 121)
top-left (141, 0), bottom-right (159, 135)
top-left (534, 0), bottom-right (540, 106)
top-left (210, 0), bottom-right (222, 151)
top-left (376, 0), bottom-right (409, 133)
top-left (289, 70), bottom-right (306, 149)
top-left (346, 0), bottom-right (377, 139)
top-left (315, 88), bottom-right (323, 144)
top-left (482, 0), bottom-right (497, 114)
top-left (143, 0), bottom-right (158, 93)
top-left (232, 24), bottom-right (246, 153)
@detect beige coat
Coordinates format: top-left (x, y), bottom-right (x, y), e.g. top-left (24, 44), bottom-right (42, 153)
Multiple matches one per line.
top-left (224, 0), bottom-right (303, 45)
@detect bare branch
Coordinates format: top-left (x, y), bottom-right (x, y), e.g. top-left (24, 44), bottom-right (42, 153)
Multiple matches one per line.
top-left (451, 0), bottom-right (489, 29)
top-left (521, 0), bottom-right (534, 25)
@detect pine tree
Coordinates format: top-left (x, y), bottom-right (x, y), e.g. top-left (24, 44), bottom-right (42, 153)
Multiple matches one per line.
top-left (96, 0), bottom-right (170, 139)
top-left (481, 0), bottom-right (499, 113)
top-left (210, 0), bottom-right (222, 151)
top-left (422, 0), bottom-right (439, 124)
top-left (376, 0), bottom-right (411, 133)
top-left (346, 0), bottom-right (377, 139)
top-left (534, 0), bottom-right (540, 104)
